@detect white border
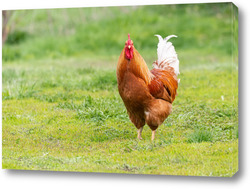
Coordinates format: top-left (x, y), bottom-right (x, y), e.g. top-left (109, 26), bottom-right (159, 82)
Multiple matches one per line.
top-left (1, 0), bottom-right (249, 188)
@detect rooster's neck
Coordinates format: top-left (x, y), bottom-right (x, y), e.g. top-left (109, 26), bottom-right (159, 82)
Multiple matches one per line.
top-left (117, 48), bottom-right (152, 85)
top-left (128, 48), bottom-right (152, 85)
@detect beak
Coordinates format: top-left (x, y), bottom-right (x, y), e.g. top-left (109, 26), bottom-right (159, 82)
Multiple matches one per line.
top-left (128, 45), bottom-right (131, 49)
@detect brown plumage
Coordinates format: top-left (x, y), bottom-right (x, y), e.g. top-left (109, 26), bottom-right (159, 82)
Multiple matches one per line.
top-left (117, 34), bottom-right (179, 140)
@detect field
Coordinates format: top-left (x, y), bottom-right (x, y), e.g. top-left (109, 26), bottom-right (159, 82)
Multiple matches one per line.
top-left (2, 3), bottom-right (238, 176)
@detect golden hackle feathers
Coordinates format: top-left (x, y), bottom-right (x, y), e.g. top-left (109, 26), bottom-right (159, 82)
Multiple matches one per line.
top-left (129, 48), bottom-right (152, 85)
top-left (117, 48), bottom-right (152, 85)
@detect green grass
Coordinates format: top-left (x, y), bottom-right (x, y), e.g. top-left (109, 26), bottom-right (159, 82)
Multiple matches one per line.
top-left (3, 3), bottom-right (236, 62)
top-left (2, 3), bottom-right (238, 176)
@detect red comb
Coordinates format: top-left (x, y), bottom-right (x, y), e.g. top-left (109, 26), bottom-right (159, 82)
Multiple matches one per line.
top-left (128, 33), bottom-right (130, 40)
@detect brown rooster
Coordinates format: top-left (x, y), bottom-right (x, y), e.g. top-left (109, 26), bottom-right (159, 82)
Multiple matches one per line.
top-left (117, 34), bottom-right (180, 140)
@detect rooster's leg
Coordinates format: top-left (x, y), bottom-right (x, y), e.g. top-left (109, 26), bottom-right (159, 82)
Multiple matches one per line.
top-left (151, 130), bottom-right (156, 141)
top-left (137, 127), bottom-right (143, 140)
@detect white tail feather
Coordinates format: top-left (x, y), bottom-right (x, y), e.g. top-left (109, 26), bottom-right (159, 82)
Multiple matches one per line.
top-left (153, 34), bottom-right (180, 77)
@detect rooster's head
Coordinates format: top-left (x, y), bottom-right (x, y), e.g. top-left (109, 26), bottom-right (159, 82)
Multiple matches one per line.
top-left (125, 34), bottom-right (134, 60)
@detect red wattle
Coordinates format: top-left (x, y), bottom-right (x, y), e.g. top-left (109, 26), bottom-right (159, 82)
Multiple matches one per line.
top-left (125, 47), bottom-right (133, 60)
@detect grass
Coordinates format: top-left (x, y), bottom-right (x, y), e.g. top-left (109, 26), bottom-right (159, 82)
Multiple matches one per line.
top-left (3, 3), bottom-right (236, 62)
top-left (2, 3), bottom-right (238, 176)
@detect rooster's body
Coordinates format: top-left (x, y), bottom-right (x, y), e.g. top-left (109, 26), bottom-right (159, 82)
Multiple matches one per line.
top-left (117, 34), bottom-right (179, 140)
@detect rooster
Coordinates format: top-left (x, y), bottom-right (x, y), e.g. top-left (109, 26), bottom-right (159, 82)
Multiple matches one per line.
top-left (117, 34), bottom-right (179, 140)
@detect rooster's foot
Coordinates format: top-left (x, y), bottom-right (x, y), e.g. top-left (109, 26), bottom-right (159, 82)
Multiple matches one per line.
top-left (137, 127), bottom-right (143, 140)
top-left (151, 130), bottom-right (156, 141)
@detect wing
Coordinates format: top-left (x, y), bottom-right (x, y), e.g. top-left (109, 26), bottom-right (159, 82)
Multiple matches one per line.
top-left (148, 68), bottom-right (178, 103)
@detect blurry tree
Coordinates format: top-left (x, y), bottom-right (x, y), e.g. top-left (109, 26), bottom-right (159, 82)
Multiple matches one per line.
top-left (2, 10), bottom-right (14, 45)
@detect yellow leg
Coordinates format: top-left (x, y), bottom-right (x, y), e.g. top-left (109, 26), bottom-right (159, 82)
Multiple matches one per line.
top-left (151, 130), bottom-right (156, 141)
top-left (137, 127), bottom-right (143, 140)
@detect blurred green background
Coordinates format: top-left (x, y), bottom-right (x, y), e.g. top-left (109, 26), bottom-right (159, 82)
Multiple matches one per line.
top-left (3, 3), bottom-right (237, 62)
top-left (2, 3), bottom-right (238, 176)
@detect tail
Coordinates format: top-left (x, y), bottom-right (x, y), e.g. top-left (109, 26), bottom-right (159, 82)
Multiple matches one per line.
top-left (153, 34), bottom-right (180, 77)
